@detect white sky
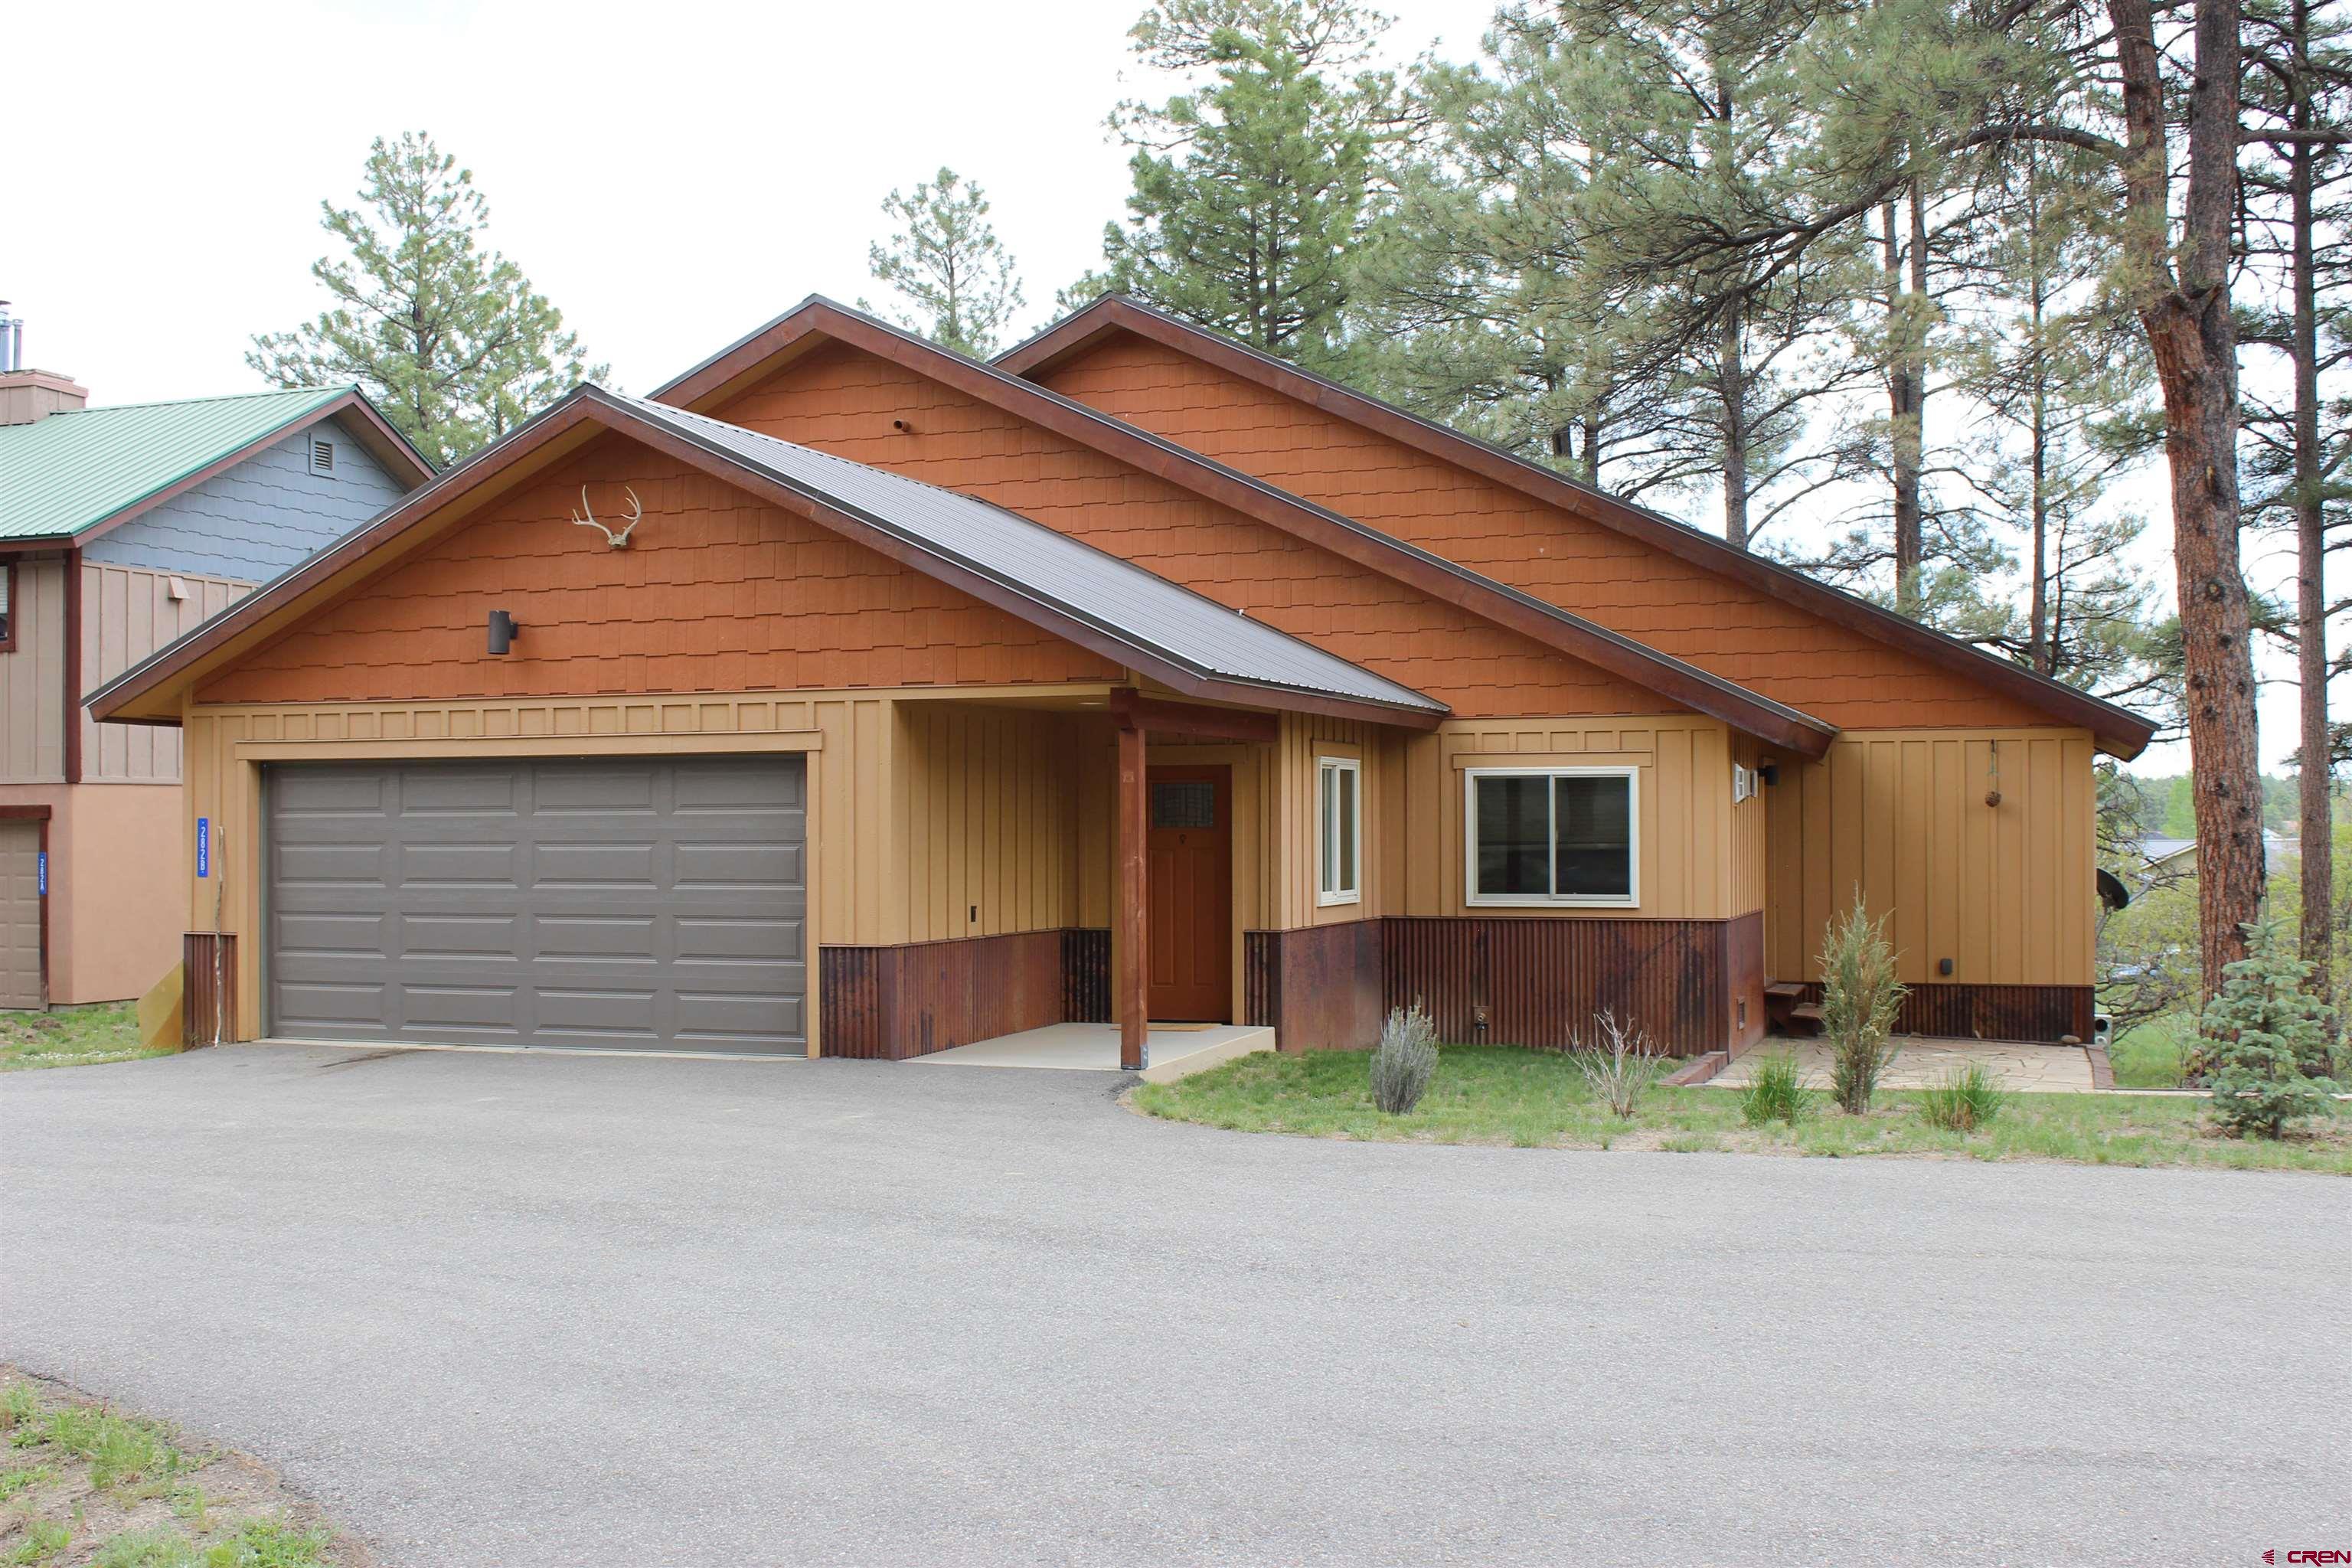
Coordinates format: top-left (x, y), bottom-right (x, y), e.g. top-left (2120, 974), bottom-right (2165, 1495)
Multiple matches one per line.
top-left (8, 0), bottom-right (2318, 772)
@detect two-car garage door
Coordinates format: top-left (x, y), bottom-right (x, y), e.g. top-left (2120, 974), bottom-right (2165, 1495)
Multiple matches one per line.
top-left (266, 756), bottom-right (807, 1054)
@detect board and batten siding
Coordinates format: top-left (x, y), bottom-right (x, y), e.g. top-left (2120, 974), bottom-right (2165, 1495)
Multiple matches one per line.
top-left (82, 413), bottom-right (410, 582)
top-left (1396, 714), bottom-right (1756, 921)
top-left (0, 559), bottom-right (69, 780)
top-left (81, 562), bottom-right (248, 782)
top-left (1764, 728), bottom-right (2097, 987)
top-left (892, 702), bottom-right (1087, 945)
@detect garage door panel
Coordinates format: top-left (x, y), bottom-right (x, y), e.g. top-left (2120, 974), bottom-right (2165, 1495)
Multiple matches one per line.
top-left (673, 841), bottom-right (802, 890)
top-left (399, 913), bottom-right (519, 959)
top-left (531, 767), bottom-right (658, 813)
top-left (534, 988), bottom-right (661, 1040)
top-left (268, 757), bottom-right (807, 1054)
top-left (531, 841), bottom-right (658, 888)
top-left (276, 981), bottom-right (390, 1030)
top-left (675, 916), bottom-right (803, 963)
top-left (276, 911), bottom-right (391, 956)
top-left (398, 842), bottom-right (521, 887)
top-left (398, 769), bottom-right (522, 815)
top-left (400, 985), bottom-right (521, 1034)
top-left (532, 914), bottom-right (661, 961)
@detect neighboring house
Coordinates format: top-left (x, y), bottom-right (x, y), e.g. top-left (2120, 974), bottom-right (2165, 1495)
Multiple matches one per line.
top-left (90, 295), bottom-right (2155, 1064)
top-left (0, 363), bottom-right (430, 1008)
top-left (2141, 833), bottom-right (2294, 880)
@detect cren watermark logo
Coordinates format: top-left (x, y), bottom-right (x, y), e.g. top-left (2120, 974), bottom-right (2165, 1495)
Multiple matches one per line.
top-left (2265, 1551), bottom-right (2352, 1564)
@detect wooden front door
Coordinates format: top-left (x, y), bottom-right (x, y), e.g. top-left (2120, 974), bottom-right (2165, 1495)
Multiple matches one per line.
top-left (1146, 765), bottom-right (1232, 1022)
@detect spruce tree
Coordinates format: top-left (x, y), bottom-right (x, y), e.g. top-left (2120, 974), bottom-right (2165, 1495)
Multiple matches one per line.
top-left (2197, 919), bottom-right (2341, 1135)
top-left (249, 132), bottom-right (603, 469)
top-left (861, 168), bottom-right (1026, 358)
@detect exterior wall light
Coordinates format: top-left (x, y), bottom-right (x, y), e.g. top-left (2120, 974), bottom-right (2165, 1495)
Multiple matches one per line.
top-left (488, 610), bottom-right (519, 655)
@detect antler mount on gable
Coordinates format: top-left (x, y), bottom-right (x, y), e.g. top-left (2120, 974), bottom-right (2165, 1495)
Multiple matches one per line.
top-left (570, 485), bottom-right (645, 550)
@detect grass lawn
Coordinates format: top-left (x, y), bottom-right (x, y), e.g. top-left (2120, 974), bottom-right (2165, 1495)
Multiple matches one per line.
top-left (2109, 1013), bottom-right (2194, 1088)
top-left (1132, 1044), bottom-right (2352, 1174)
top-left (0, 1004), bottom-right (168, 1073)
top-left (1, 1368), bottom-right (351, 1566)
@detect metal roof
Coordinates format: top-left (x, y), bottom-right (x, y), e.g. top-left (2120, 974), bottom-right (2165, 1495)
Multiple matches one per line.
top-left (0, 385), bottom-right (353, 541)
top-left (609, 392), bottom-right (1446, 716)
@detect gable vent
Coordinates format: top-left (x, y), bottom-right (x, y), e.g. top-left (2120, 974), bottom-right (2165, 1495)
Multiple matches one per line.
top-left (309, 437), bottom-right (335, 475)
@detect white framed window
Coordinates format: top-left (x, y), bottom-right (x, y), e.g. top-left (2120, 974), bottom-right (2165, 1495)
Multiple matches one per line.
top-left (1465, 766), bottom-right (1638, 906)
top-left (1317, 756), bottom-right (1361, 906)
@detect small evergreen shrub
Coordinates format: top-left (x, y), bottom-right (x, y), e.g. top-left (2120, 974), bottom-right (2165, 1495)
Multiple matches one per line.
top-left (1740, 1054), bottom-right (1815, 1125)
top-left (1369, 1001), bottom-right (1438, 1115)
top-left (1570, 1010), bottom-right (1661, 1119)
top-left (1820, 899), bottom-right (1907, 1114)
top-left (1919, 1063), bottom-right (2007, 1132)
top-left (2200, 919), bottom-right (2342, 1139)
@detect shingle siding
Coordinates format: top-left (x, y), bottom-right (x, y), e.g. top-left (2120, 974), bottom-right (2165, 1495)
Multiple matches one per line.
top-left (83, 413), bottom-right (407, 579)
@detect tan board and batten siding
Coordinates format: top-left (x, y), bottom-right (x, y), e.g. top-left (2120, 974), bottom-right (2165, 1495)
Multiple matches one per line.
top-left (0, 560), bottom-right (68, 780)
top-left (1765, 728), bottom-right (2098, 987)
top-left (83, 562), bottom-right (247, 781)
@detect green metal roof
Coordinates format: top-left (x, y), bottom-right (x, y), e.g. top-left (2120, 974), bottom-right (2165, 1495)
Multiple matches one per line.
top-left (0, 384), bottom-right (356, 541)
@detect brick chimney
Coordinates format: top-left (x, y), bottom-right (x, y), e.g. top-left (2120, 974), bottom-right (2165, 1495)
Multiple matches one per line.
top-left (0, 305), bottom-right (88, 425)
top-left (0, 369), bottom-right (90, 426)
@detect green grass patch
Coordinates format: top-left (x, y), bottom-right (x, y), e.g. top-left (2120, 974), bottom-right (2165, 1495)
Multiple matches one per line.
top-left (0, 1375), bottom-right (348, 1568)
top-left (2109, 1014), bottom-right (2194, 1088)
top-left (0, 1002), bottom-right (168, 1073)
top-left (1131, 1044), bottom-right (2352, 1172)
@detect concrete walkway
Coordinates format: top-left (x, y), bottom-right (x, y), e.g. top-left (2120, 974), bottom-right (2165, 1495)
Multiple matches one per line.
top-left (1711, 1035), bottom-right (2099, 1093)
top-left (912, 1021), bottom-right (1271, 1083)
top-left (5, 1045), bottom-right (2343, 1567)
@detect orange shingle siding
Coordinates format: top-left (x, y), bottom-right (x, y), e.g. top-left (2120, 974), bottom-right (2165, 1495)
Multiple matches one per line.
top-left (711, 343), bottom-right (1674, 719)
top-left (195, 439), bottom-right (1122, 706)
top-left (1036, 331), bottom-right (2053, 730)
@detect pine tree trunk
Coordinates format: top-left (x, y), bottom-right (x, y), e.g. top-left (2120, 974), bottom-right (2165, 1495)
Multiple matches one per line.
top-left (2285, 0), bottom-right (2333, 1019)
top-left (2112, 0), bottom-right (2265, 1003)
top-left (1720, 302), bottom-right (1750, 548)
top-left (2028, 256), bottom-right (2051, 676)
top-left (1883, 193), bottom-right (1926, 612)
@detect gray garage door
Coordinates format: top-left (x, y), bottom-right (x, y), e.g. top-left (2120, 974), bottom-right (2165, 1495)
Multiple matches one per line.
top-left (266, 757), bottom-right (807, 1054)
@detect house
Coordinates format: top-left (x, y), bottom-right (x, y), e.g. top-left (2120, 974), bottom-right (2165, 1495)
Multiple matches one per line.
top-left (0, 355), bottom-right (431, 1008)
top-left (87, 295), bottom-right (2154, 1064)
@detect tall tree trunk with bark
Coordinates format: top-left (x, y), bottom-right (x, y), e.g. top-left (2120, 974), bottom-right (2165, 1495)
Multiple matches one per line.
top-left (2282, 0), bottom-right (2334, 1021)
top-left (2112, 0), bottom-right (2265, 1001)
top-left (1883, 188), bottom-right (1930, 609)
top-left (1720, 301), bottom-right (1751, 546)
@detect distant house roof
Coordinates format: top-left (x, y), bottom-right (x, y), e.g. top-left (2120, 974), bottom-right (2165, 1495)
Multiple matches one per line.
top-left (90, 387), bottom-right (1449, 730)
top-left (2144, 832), bottom-right (2295, 872)
top-left (0, 384), bottom-right (431, 544)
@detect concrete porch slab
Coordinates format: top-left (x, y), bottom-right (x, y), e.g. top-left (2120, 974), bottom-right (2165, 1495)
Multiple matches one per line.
top-left (912, 1022), bottom-right (1274, 1083)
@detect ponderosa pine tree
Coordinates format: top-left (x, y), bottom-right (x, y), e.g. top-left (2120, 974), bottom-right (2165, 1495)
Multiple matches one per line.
top-left (1070, 0), bottom-right (1403, 374)
top-left (2239, 0), bottom-right (2351, 1025)
top-left (860, 168), bottom-right (1026, 358)
top-left (249, 132), bottom-right (603, 468)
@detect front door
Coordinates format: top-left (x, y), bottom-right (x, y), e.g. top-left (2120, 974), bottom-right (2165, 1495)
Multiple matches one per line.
top-left (1147, 765), bottom-right (1231, 1022)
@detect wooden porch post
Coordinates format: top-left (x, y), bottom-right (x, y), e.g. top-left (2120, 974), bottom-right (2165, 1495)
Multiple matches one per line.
top-left (1117, 717), bottom-right (1148, 1071)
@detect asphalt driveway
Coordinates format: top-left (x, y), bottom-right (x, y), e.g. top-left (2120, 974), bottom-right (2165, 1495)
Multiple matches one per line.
top-left (4, 1046), bottom-right (2344, 1567)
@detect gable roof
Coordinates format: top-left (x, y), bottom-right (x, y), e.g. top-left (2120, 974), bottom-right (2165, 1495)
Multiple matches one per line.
top-left (0, 384), bottom-right (433, 547)
top-left (87, 387), bottom-right (1446, 730)
top-left (652, 296), bottom-right (1840, 758)
top-left (995, 294), bottom-right (2160, 761)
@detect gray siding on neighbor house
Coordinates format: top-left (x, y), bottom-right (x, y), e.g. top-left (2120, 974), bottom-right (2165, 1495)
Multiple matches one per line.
top-left (83, 413), bottom-right (407, 580)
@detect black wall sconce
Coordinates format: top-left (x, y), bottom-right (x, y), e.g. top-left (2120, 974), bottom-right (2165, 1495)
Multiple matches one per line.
top-left (1757, 763), bottom-right (1779, 786)
top-left (487, 609), bottom-right (519, 655)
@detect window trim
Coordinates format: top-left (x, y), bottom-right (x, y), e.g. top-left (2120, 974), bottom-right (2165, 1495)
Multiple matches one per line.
top-left (1463, 764), bottom-right (1640, 909)
top-left (1316, 755), bottom-right (1361, 907)
top-left (0, 560), bottom-right (15, 653)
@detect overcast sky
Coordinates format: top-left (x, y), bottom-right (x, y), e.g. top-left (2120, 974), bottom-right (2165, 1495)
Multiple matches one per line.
top-left (9, 0), bottom-right (2314, 772)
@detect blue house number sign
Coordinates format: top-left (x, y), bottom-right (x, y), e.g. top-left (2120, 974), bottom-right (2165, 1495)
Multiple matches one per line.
top-left (36, 852), bottom-right (46, 897)
top-left (197, 817), bottom-right (210, 879)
